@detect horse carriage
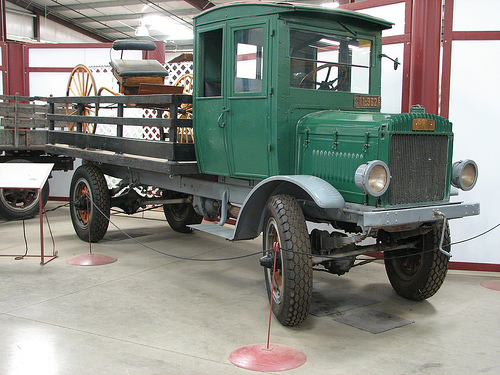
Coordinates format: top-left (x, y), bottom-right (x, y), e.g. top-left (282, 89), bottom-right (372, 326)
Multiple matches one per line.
top-left (65, 40), bottom-right (194, 142)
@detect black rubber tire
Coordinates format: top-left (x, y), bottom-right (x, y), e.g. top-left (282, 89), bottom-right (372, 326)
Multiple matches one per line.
top-left (69, 164), bottom-right (110, 242)
top-left (263, 194), bottom-right (313, 326)
top-left (0, 160), bottom-right (50, 220)
top-left (163, 191), bottom-right (203, 233)
top-left (384, 223), bottom-right (451, 301)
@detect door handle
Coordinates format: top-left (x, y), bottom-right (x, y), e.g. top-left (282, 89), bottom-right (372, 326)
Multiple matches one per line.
top-left (217, 107), bottom-right (229, 128)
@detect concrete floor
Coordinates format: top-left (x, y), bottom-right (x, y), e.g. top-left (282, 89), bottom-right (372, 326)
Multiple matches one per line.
top-left (0, 201), bottom-right (499, 375)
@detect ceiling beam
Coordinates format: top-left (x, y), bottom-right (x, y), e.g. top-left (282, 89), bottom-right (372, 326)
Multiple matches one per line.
top-left (47, 0), bottom-right (179, 12)
top-left (183, 0), bottom-right (215, 11)
top-left (73, 9), bottom-right (197, 23)
top-left (6, 0), bottom-right (113, 41)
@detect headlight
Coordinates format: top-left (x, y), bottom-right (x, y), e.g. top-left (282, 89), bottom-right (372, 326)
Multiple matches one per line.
top-left (355, 160), bottom-right (390, 197)
top-left (452, 159), bottom-right (478, 191)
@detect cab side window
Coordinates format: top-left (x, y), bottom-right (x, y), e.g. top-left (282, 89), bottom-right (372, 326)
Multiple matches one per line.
top-left (201, 28), bottom-right (223, 97)
top-left (234, 28), bottom-right (264, 93)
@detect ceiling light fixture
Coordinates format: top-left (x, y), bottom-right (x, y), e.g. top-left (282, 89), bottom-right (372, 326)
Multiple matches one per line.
top-left (321, 1), bottom-right (339, 9)
top-left (135, 19), bottom-right (149, 37)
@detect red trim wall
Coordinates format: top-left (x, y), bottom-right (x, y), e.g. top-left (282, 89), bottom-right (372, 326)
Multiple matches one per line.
top-left (366, 252), bottom-right (500, 273)
top-left (2, 42), bottom-right (112, 96)
top-left (449, 262), bottom-right (500, 273)
top-left (407, 0), bottom-right (441, 115)
top-left (0, 0), bottom-right (6, 42)
top-left (5, 41), bottom-right (29, 96)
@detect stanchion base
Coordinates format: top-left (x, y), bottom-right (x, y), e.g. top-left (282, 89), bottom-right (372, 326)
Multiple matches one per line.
top-left (480, 280), bottom-right (500, 291)
top-left (66, 253), bottom-right (117, 266)
top-left (229, 343), bottom-right (306, 372)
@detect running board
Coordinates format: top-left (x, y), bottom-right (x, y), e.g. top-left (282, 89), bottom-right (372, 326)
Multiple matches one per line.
top-left (188, 223), bottom-right (235, 240)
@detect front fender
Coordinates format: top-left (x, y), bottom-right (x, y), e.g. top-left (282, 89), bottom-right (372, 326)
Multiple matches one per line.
top-left (232, 175), bottom-right (344, 240)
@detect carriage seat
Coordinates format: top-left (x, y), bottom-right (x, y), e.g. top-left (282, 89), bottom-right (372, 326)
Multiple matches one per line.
top-left (110, 59), bottom-right (168, 78)
top-left (110, 40), bottom-right (168, 78)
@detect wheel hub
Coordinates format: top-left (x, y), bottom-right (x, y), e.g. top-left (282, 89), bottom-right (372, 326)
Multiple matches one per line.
top-left (75, 184), bottom-right (91, 224)
top-left (1, 188), bottom-right (37, 209)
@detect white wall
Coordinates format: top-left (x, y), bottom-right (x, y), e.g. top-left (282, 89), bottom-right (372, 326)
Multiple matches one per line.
top-left (446, 0), bottom-right (500, 264)
top-left (39, 18), bottom-right (101, 44)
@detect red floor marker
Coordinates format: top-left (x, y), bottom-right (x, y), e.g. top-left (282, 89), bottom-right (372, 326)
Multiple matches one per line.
top-left (229, 343), bottom-right (307, 372)
top-left (480, 280), bottom-right (500, 291)
top-left (66, 253), bottom-right (117, 266)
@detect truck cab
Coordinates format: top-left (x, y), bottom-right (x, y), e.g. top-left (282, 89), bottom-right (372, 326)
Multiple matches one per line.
top-left (193, 3), bottom-right (390, 180)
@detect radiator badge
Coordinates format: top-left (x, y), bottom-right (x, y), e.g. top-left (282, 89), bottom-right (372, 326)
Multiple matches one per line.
top-left (354, 95), bottom-right (381, 109)
top-left (412, 118), bottom-right (436, 131)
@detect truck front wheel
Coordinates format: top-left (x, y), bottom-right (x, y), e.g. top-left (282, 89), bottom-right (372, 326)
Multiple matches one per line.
top-left (384, 223), bottom-right (450, 301)
top-left (70, 164), bottom-right (110, 242)
top-left (263, 194), bottom-right (312, 326)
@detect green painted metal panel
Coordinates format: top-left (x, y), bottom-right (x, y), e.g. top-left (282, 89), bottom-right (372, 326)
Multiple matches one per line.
top-left (227, 97), bottom-right (269, 178)
top-left (297, 110), bottom-right (454, 207)
top-left (193, 23), bottom-right (231, 176)
top-left (194, 3), bottom-right (393, 31)
top-left (194, 97), bottom-right (230, 175)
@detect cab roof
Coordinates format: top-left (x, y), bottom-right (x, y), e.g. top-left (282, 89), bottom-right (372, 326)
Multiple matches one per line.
top-left (194, 2), bottom-right (393, 30)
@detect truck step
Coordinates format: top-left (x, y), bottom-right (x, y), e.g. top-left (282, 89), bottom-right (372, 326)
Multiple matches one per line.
top-left (188, 223), bottom-right (235, 240)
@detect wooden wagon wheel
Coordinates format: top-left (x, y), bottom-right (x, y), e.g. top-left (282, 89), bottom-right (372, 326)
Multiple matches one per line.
top-left (66, 64), bottom-right (97, 133)
top-left (175, 73), bottom-right (193, 95)
top-left (174, 73), bottom-right (193, 143)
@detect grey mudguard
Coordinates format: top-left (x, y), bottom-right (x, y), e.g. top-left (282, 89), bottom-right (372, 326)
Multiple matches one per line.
top-left (232, 175), bottom-right (345, 240)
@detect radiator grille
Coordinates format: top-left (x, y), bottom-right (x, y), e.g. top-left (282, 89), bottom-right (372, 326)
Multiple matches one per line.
top-left (388, 134), bottom-right (448, 205)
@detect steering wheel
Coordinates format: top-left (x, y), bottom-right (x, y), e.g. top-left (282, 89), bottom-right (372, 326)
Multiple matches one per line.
top-left (299, 63), bottom-right (348, 91)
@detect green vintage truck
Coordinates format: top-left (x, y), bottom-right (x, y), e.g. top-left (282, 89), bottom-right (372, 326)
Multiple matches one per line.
top-left (44, 3), bottom-right (479, 326)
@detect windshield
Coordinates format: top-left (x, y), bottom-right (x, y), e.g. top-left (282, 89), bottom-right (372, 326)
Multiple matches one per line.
top-left (290, 29), bottom-right (372, 93)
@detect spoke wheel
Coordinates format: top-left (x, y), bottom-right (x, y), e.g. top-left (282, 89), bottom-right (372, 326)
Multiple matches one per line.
top-left (69, 164), bottom-right (110, 242)
top-left (263, 195), bottom-right (312, 326)
top-left (174, 73), bottom-right (194, 143)
top-left (384, 223), bottom-right (451, 301)
top-left (175, 73), bottom-right (193, 95)
top-left (66, 64), bottom-right (97, 133)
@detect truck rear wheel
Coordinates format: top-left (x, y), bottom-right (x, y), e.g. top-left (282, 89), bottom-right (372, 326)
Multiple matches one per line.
top-left (0, 159), bottom-right (49, 220)
top-left (0, 182), bottom-right (49, 220)
top-left (384, 223), bottom-right (450, 301)
top-left (162, 191), bottom-right (202, 233)
top-left (70, 164), bottom-right (110, 242)
top-left (263, 194), bottom-right (312, 326)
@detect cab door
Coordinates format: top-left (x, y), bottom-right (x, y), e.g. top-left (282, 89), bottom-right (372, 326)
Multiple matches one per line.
top-left (225, 22), bottom-right (270, 179)
top-left (193, 25), bottom-right (230, 176)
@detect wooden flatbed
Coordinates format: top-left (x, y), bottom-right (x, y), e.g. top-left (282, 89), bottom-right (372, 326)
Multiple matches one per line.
top-left (1, 93), bottom-right (198, 175)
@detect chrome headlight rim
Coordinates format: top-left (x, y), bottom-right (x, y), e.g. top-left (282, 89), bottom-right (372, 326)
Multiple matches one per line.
top-left (355, 160), bottom-right (390, 197)
top-left (452, 159), bottom-right (478, 191)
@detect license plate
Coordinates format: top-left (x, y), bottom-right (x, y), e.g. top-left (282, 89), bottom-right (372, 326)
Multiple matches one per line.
top-left (354, 95), bottom-right (381, 109)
